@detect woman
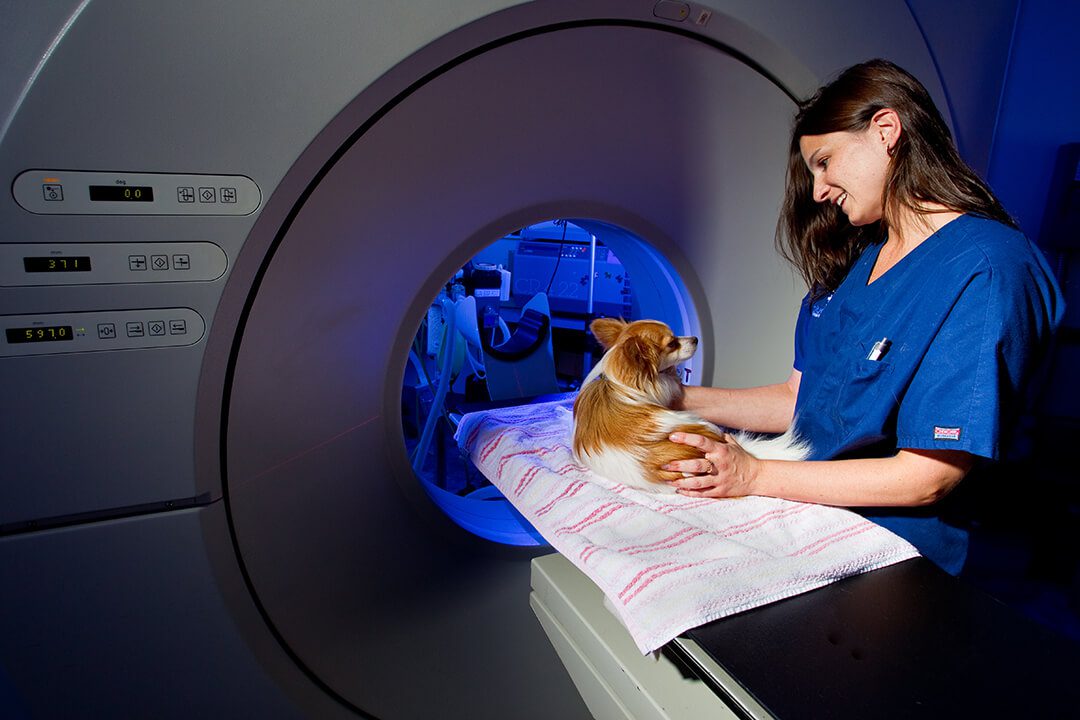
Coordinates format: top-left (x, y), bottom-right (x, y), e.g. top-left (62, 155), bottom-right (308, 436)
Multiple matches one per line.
top-left (665, 59), bottom-right (1063, 574)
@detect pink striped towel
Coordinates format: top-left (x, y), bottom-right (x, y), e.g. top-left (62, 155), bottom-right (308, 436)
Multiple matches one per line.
top-left (455, 397), bottom-right (920, 654)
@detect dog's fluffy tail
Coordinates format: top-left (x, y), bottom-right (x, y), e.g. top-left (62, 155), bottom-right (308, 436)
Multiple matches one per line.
top-left (731, 427), bottom-right (812, 462)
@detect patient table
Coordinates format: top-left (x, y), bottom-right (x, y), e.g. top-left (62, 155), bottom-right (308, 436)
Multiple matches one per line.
top-left (532, 553), bottom-right (1080, 719)
top-left (456, 399), bottom-right (1080, 717)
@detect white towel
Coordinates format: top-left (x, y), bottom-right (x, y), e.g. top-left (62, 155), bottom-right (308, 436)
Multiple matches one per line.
top-left (456, 397), bottom-right (920, 654)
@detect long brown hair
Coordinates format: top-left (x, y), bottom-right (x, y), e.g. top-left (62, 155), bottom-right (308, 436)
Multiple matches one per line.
top-left (776, 59), bottom-right (1016, 296)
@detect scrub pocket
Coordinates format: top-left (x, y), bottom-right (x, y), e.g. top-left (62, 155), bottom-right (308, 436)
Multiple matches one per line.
top-left (832, 357), bottom-right (894, 437)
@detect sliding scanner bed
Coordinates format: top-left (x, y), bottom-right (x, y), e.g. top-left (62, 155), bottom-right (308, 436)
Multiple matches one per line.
top-left (530, 552), bottom-right (758, 720)
top-left (531, 554), bottom-right (1080, 720)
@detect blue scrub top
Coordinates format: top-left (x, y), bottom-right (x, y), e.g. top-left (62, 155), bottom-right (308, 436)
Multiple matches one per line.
top-left (791, 214), bottom-right (1063, 574)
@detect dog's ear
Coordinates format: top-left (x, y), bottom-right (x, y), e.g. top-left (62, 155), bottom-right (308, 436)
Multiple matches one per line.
top-left (618, 335), bottom-right (660, 387)
top-left (590, 317), bottom-right (627, 349)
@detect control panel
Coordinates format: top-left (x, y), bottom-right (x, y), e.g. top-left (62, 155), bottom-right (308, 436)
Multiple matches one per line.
top-left (0, 243), bottom-right (228, 286)
top-left (1, 309), bottom-right (206, 357)
top-left (13, 170), bottom-right (260, 215)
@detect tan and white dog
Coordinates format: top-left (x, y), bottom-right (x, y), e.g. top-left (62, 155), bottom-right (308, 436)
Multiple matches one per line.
top-left (572, 318), bottom-right (809, 493)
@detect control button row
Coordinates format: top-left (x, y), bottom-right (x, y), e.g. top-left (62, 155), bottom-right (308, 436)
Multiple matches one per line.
top-left (96, 319), bottom-right (188, 339)
top-left (15, 170), bottom-right (259, 217)
top-left (41, 184), bottom-right (238, 205)
top-left (176, 186), bottom-right (237, 204)
top-left (128, 254), bottom-right (191, 272)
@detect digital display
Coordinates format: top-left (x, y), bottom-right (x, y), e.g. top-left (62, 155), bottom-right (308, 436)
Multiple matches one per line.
top-left (88, 185), bottom-right (154, 202)
top-left (6, 326), bottom-right (74, 344)
top-left (24, 256), bottom-right (92, 273)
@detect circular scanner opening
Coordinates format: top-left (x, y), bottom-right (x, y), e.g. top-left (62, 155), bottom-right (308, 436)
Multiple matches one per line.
top-left (401, 218), bottom-right (699, 545)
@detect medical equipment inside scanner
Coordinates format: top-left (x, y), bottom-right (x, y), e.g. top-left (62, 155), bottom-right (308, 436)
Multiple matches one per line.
top-left (402, 219), bottom-right (701, 544)
top-left (2, 2), bottom-right (1077, 719)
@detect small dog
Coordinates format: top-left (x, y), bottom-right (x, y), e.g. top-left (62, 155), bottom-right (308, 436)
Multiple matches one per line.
top-left (572, 318), bottom-right (809, 493)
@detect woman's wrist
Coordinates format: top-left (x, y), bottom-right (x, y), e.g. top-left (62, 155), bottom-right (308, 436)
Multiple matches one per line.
top-left (745, 456), bottom-right (772, 497)
top-left (674, 382), bottom-right (700, 411)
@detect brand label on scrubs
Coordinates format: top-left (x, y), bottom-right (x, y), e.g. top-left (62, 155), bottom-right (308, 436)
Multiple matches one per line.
top-left (934, 426), bottom-right (961, 441)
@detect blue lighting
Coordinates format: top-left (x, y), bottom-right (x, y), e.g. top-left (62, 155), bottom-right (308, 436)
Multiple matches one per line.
top-left (419, 480), bottom-right (545, 546)
top-left (404, 219), bottom-right (672, 547)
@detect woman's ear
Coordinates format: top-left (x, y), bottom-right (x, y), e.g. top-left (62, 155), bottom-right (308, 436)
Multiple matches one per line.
top-left (870, 108), bottom-right (902, 155)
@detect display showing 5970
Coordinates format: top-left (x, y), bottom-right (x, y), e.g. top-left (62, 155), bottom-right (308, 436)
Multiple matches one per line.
top-left (5, 326), bottom-right (74, 344)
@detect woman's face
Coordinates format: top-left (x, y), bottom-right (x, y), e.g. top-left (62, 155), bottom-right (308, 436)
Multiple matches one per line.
top-left (799, 126), bottom-right (891, 226)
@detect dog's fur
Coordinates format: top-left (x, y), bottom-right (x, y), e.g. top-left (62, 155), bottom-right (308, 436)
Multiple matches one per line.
top-left (572, 318), bottom-right (810, 493)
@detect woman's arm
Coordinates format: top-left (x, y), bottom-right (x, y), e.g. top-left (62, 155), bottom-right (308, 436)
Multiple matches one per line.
top-left (664, 432), bottom-right (974, 507)
top-left (677, 368), bottom-right (802, 434)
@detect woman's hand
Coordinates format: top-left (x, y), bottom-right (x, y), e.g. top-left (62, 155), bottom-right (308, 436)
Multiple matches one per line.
top-left (663, 432), bottom-right (764, 498)
top-left (663, 440), bottom-right (974, 507)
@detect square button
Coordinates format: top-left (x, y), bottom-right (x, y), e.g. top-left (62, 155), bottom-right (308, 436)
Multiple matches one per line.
top-left (220, 187), bottom-right (237, 203)
top-left (43, 184), bottom-right (64, 201)
top-left (173, 254), bottom-right (191, 270)
top-left (126, 321), bottom-right (145, 338)
top-left (129, 255), bottom-right (147, 271)
top-left (151, 254), bottom-right (169, 271)
top-left (97, 323), bottom-right (117, 339)
top-left (169, 319), bottom-right (187, 335)
top-left (198, 187), bottom-right (217, 203)
top-left (177, 186), bottom-right (195, 203)
top-left (147, 320), bottom-right (166, 337)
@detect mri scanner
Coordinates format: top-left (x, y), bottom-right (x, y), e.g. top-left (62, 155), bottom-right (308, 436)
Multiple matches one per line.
top-left (4, 1), bottom-right (1080, 718)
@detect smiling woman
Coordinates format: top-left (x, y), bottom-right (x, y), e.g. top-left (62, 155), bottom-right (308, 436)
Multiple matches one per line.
top-left (671, 59), bottom-right (1064, 577)
top-left (799, 116), bottom-right (893, 228)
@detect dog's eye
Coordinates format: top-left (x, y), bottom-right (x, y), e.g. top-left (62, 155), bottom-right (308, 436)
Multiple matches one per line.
top-left (667, 339), bottom-right (679, 349)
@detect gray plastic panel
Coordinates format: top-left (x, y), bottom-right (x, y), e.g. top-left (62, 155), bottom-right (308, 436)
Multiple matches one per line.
top-left (0, 504), bottom-right (343, 719)
top-left (13, 169), bottom-right (260, 215)
top-left (1, 308), bottom-right (204, 357)
top-left (0, 242), bottom-right (227, 286)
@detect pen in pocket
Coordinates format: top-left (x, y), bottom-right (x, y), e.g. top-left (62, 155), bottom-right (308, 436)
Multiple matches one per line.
top-left (866, 337), bottom-right (891, 361)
